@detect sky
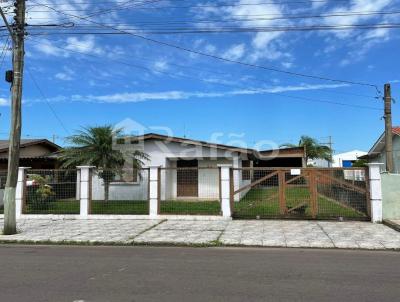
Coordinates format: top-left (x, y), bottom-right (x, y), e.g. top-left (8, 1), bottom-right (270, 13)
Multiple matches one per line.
top-left (0, 0), bottom-right (399, 154)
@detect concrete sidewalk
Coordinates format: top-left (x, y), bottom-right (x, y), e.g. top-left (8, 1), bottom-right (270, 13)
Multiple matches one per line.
top-left (1, 218), bottom-right (400, 250)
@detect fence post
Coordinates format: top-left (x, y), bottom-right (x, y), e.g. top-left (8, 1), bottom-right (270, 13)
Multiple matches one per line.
top-left (149, 166), bottom-right (159, 218)
top-left (368, 163), bottom-right (384, 223)
top-left (77, 166), bottom-right (94, 218)
top-left (220, 165), bottom-right (232, 218)
top-left (278, 170), bottom-right (287, 215)
top-left (16, 167), bottom-right (29, 218)
top-left (309, 170), bottom-right (318, 218)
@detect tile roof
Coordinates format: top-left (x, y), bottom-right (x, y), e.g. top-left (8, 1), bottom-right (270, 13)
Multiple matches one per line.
top-left (0, 139), bottom-right (61, 152)
top-left (393, 127), bottom-right (400, 136)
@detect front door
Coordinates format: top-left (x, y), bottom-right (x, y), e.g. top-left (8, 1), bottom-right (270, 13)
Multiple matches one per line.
top-left (177, 160), bottom-right (198, 197)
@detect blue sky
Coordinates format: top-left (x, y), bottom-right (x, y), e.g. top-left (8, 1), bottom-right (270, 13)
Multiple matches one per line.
top-left (0, 0), bottom-right (399, 153)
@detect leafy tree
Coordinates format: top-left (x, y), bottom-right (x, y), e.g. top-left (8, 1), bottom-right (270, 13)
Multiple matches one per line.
top-left (281, 135), bottom-right (332, 163)
top-left (352, 159), bottom-right (368, 167)
top-left (59, 126), bottom-right (149, 202)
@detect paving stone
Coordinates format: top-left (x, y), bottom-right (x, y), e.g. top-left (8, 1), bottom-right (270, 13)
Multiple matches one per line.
top-left (1, 218), bottom-right (400, 250)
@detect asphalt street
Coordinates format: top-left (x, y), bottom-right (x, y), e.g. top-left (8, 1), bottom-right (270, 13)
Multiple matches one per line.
top-left (0, 245), bottom-right (399, 302)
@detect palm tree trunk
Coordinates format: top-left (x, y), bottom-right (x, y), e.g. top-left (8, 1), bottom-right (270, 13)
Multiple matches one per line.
top-left (104, 181), bottom-right (109, 202)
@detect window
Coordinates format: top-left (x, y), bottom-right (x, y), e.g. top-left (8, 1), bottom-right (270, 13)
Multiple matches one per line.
top-left (113, 169), bottom-right (139, 183)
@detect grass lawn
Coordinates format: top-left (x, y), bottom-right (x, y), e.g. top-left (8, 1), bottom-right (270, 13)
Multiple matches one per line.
top-left (22, 199), bottom-right (221, 215)
top-left (233, 187), bottom-right (367, 220)
top-left (160, 200), bottom-right (221, 215)
top-left (23, 200), bottom-right (149, 215)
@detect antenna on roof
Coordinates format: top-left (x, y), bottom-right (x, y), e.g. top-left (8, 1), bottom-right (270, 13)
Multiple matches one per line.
top-left (183, 123), bottom-right (186, 139)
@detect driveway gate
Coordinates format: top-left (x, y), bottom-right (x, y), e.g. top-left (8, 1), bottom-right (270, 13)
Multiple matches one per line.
top-left (230, 167), bottom-right (370, 220)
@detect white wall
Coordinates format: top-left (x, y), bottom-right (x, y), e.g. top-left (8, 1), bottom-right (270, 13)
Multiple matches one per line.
top-left (91, 170), bottom-right (149, 201)
top-left (332, 150), bottom-right (367, 167)
top-left (129, 140), bottom-right (245, 201)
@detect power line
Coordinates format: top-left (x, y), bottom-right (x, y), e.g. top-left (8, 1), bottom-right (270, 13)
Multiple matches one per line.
top-left (27, 0), bottom-right (353, 13)
top-left (26, 1), bottom-right (382, 91)
top-left (26, 37), bottom-right (381, 111)
top-left (25, 23), bottom-right (400, 34)
top-left (40, 10), bottom-right (400, 26)
top-left (0, 36), bottom-right (10, 69)
top-left (26, 67), bottom-right (70, 135)
top-left (26, 35), bottom-right (377, 102)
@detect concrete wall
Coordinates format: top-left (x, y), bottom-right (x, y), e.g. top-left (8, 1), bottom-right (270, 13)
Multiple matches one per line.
top-left (382, 173), bottom-right (400, 220)
top-left (0, 189), bottom-right (3, 206)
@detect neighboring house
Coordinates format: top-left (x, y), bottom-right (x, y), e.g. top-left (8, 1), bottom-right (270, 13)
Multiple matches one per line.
top-left (0, 139), bottom-right (62, 171)
top-left (360, 127), bottom-right (400, 173)
top-left (308, 158), bottom-right (329, 168)
top-left (308, 150), bottom-right (367, 168)
top-left (91, 133), bottom-right (306, 201)
top-left (332, 150), bottom-right (367, 167)
top-left (0, 139), bottom-right (61, 205)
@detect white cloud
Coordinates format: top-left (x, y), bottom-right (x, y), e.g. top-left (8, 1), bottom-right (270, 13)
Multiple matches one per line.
top-left (55, 72), bottom-right (73, 81)
top-left (27, 83), bottom-right (349, 104)
top-left (319, 0), bottom-right (394, 39)
top-left (0, 97), bottom-right (9, 106)
top-left (193, 0), bottom-right (290, 62)
top-left (65, 36), bottom-right (103, 55)
top-left (32, 39), bottom-right (68, 57)
top-left (204, 44), bottom-right (217, 54)
top-left (55, 66), bottom-right (75, 81)
top-left (281, 62), bottom-right (293, 69)
top-left (223, 44), bottom-right (245, 60)
top-left (153, 59), bottom-right (169, 72)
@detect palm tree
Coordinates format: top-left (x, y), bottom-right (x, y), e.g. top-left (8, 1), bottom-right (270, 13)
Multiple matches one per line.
top-left (59, 125), bottom-right (149, 202)
top-left (281, 135), bottom-right (332, 164)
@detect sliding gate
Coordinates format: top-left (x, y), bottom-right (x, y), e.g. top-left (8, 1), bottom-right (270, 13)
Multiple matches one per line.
top-left (231, 168), bottom-right (370, 220)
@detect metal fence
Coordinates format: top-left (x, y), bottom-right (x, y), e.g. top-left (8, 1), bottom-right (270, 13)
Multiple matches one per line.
top-left (231, 167), bottom-right (369, 220)
top-left (90, 168), bottom-right (149, 215)
top-left (159, 167), bottom-right (221, 215)
top-left (24, 169), bottom-right (79, 214)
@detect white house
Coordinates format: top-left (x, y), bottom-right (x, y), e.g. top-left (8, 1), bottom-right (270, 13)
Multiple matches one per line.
top-left (332, 150), bottom-right (367, 168)
top-left (90, 133), bottom-right (306, 202)
top-left (359, 127), bottom-right (400, 173)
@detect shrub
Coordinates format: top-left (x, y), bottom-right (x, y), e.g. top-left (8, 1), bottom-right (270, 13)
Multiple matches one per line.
top-left (26, 174), bottom-right (56, 211)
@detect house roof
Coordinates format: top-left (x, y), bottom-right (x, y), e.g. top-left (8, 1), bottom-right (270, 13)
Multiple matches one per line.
top-left (363, 127), bottom-right (400, 159)
top-left (258, 147), bottom-right (305, 158)
top-left (0, 139), bottom-right (61, 155)
top-left (127, 133), bottom-right (254, 154)
top-left (393, 127), bottom-right (400, 136)
top-left (126, 133), bottom-right (305, 158)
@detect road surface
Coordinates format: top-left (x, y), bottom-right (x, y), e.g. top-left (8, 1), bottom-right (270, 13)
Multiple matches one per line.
top-left (0, 245), bottom-right (399, 302)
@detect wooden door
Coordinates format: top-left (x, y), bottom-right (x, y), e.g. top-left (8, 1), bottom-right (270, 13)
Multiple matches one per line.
top-left (177, 160), bottom-right (198, 197)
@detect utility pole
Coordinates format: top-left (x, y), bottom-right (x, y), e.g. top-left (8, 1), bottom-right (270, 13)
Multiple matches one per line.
top-left (327, 135), bottom-right (333, 168)
top-left (384, 83), bottom-right (394, 173)
top-left (2, 0), bottom-right (26, 235)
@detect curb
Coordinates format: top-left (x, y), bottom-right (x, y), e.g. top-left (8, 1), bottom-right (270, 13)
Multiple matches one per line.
top-left (383, 220), bottom-right (400, 232)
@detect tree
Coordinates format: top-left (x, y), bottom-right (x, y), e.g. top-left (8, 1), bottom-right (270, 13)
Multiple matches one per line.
top-left (352, 159), bottom-right (368, 167)
top-left (281, 136), bottom-right (332, 163)
top-left (59, 126), bottom-right (149, 202)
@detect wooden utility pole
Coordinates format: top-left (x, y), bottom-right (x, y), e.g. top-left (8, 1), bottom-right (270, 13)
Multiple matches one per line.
top-left (384, 83), bottom-right (394, 173)
top-left (2, 0), bottom-right (26, 235)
